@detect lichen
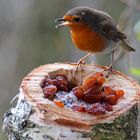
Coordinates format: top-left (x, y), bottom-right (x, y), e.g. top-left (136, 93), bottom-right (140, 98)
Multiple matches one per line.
top-left (2, 98), bottom-right (33, 140)
top-left (82, 104), bottom-right (138, 140)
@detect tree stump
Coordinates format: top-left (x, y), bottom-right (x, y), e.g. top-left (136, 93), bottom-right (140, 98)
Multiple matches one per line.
top-left (2, 63), bottom-right (140, 140)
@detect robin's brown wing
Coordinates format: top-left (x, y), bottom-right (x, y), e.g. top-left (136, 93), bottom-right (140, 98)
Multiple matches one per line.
top-left (99, 20), bottom-right (119, 42)
top-left (100, 20), bottom-right (135, 51)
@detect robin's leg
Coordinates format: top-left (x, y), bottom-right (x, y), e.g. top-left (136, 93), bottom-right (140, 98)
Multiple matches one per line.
top-left (105, 50), bottom-right (115, 73)
top-left (76, 53), bottom-right (93, 71)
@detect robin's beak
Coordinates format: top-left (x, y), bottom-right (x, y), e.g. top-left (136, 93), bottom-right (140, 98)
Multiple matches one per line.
top-left (55, 18), bottom-right (71, 29)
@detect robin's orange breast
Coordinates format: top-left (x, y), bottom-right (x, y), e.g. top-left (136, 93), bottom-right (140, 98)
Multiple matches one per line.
top-left (71, 25), bottom-right (106, 52)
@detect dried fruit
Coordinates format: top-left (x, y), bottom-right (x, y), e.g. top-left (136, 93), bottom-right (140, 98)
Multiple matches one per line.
top-left (52, 79), bottom-right (58, 86)
top-left (104, 94), bottom-right (118, 105)
top-left (44, 92), bottom-right (55, 100)
top-left (97, 77), bottom-right (106, 85)
top-left (43, 85), bottom-right (57, 93)
top-left (43, 85), bottom-right (57, 99)
top-left (87, 102), bottom-right (113, 114)
top-left (56, 75), bottom-right (67, 85)
top-left (72, 105), bottom-right (86, 112)
top-left (44, 79), bottom-right (53, 87)
top-left (41, 72), bottom-right (125, 115)
top-left (115, 90), bottom-right (124, 98)
top-left (56, 74), bottom-right (67, 80)
top-left (68, 82), bottom-right (77, 91)
top-left (84, 85), bottom-right (102, 95)
top-left (41, 78), bottom-right (53, 88)
top-left (95, 72), bottom-right (103, 77)
top-left (73, 86), bottom-right (84, 99)
top-left (53, 75), bottom-right (68, 92)
top-left (54, 100), bottom-right (64, 108)
top-left (87, 102), bottom-right (106, 114)
top-left (103, 86), bottom-right (115, 95)
top-left (83, 92), bottom-right (105, 103)
top-left (83, 76), bottom-right (97, 91)
top-left (40, 79), bottom-right (45, 88)
top-left (102, 103), bottom-right (113, 111)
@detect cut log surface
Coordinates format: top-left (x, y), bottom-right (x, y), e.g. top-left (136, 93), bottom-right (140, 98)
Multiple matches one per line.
top-left (3, 63), bottom-right (140, 140)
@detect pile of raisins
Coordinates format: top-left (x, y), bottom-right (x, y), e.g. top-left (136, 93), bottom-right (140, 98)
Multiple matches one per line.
top-left (72, 72), bottom-right (124, 114)
top-left (41, 74), bottom-right (68, 100)
top-left (41, 72), bottom-right (124, 115)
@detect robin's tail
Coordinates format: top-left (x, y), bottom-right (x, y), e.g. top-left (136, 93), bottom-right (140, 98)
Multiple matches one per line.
top-left (121, 39), bottom-right (135, 51)
top-left (117, 31), bottom-right (135, 52)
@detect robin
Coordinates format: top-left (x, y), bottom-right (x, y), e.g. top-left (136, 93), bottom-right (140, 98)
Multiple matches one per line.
top-left (55, 7), bottom-right (135, 71)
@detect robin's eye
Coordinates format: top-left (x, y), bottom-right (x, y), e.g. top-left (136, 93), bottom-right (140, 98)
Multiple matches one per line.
top-left (73, 17), bottom-right (81, 22)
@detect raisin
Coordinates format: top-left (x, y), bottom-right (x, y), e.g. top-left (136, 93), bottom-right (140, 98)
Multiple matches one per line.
top-left (68, 82), bottom-right (77, 91)
top-left (115, 90), bottom-right (124, 98)
top-left (56, 76), bottom-right (68, 85)
top-left (104, 94), bottom-right (118, 105)
top-left (40, 79), bottom-right (46, 88)
top-left (84, 85), bottom-right (102, 95)
top-left (52, 76), bottom-right (68, 92)
top-left (58, 84), bottom-right (68, 92)
top-left (95, 72), bottom-right (103, 77)
top-left (44, 79), bottom-right (53, 87)
top-left (72, 86), bottom-right (84, 99)
top-left (83, 92), bottom-right (105, 103)
top-left (54, 100), bottom-right (64, 108)
top-left (83, 76), bottom-right (97, 91)
top-left (103, 86), bottom-right (115, 95)
top-left (43, 85), bottom-right (57, 99)
top-left (43, 85), bottom-right (57, 93)
top-left (52, 79), bottom-right (58, 85)
top-left (41, 78), bottom-right (53, 88)
top-left (87, 102), bottom-right (106, 114)
top-left (102, 103), bottom-right (113, 111)
top-left (56, 74), bottom-right (67, 80)
top-left (72, 105), bottom-right (86, 112)
top-left (97, 77), bottom-right (106, 85)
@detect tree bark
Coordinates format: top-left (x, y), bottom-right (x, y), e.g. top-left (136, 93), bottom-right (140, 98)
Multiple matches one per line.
top-left (2, 63), bottom-right (140, 140)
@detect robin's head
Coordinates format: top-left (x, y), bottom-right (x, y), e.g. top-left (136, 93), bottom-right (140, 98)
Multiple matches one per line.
top-left (56, 7), bottom-right (92, 28)
top-left (55, 7), bottom-right (111, 31)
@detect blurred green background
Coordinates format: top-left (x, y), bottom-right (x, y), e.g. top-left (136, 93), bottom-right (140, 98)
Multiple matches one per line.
top-left (0, 0), bottom-right (140, 139)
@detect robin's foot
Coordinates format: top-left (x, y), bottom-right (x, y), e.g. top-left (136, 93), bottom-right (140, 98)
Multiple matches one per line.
top-left (75, 53), bottom-right (93, 72)
top-left (105, 65), bottom-right (113, 72)
top-left (76, 59), bottom-right (85, 72)
top-left (103, 65), bottom-right (115, 77)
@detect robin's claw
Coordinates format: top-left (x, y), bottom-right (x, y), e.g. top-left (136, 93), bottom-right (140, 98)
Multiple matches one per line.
top-left (103, 65), bottom-right (116, 78)
top-left (75, 53), bottom-right (93, 72)
top-left (103, 50), bottom-right (115, 77)
top-left (76, 60), bottom-right (85, 72)
top-left (105, 65), bottom-right (113, 72)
